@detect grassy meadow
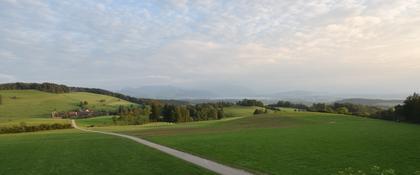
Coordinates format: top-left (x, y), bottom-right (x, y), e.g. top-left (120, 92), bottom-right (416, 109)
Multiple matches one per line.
top-left (92, 109), bottom-right (420, 175)
top-left (0, 90), bottom-right (133, 119)
top-left (223, 105), bottom-right (262, 117)
top-left (0, 129), bottom-right (214, 175)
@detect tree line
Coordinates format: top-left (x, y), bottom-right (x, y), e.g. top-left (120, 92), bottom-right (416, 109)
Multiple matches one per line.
top-left (267, 100), bottom-right (308, 110)
top-left (0, 122), bottom-right (72, 134)
top-left (0, 82), bottom-right (70, 93)
top-left (115, 103), bottom-right (226, 125)
top-left (266, 93), bottom-right (420, 124)
top-left (236, 99), bottom-right (264, 107)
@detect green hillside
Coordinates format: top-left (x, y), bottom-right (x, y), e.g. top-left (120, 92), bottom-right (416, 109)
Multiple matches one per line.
top-left (95, 110), bottom-right (420, 175)
top-left (0, 90), bottom-right (134, 119)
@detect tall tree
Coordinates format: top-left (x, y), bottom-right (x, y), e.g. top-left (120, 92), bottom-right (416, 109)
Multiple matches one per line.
top-left (150, 103), bottom-right (162, 121)
top-left (396, 93), bottom-right (420, 123)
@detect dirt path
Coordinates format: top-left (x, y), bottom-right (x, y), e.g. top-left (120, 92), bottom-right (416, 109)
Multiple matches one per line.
top-left (71, 120), bottom-right (254, 175)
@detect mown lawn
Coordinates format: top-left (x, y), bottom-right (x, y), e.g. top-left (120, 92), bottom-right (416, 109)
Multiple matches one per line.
top-left (107, 111), bottom-right (420, 175)
top-left (0, 129), bottom-right (214, 175)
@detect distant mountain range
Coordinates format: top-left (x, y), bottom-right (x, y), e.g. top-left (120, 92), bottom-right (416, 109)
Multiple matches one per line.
top-left (119, 85), bottom-right (407, 105)
top-left (120, 86), bottom-right (216, 99)
top-left (335, 98), bottom-right (403, 108)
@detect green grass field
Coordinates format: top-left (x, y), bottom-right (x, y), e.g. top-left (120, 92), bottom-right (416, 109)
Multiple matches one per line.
top-left (0, 129), bottom-right (214, 175)
top-left (223, 105), bottom-right (262, 117)
top-left (0, 90), bottom-right (133, 119)
top-left (97, 111), bottom-right (420, 175)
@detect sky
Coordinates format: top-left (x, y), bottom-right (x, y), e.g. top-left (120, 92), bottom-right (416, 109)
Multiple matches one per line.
top-left (0, 0), bottom-right (419, 94)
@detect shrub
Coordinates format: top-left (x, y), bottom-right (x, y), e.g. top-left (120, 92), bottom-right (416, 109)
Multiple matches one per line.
top-left (253, 109), bottom-right (267, 115)
top-left (0, 123), bottom-right (72, 134)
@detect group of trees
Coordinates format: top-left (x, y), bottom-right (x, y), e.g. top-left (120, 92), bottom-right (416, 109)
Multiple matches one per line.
top-left (375, 93), bottom-right (420, 123)
top-left (150, 103), bottom-right (224, 123)
top-left (308, 103), bottom-right (383, 116)
top-left (115, 103), bottom-right (225, 125)
top-left (267, 100), bottom-right (383, 117)
top-left (307, 93), bottom-right (420, 124)
top-left (268, 100), bottom-right (308, 110)
top-left (189, 103), bottom-right (225, 120)
top-left (237, 99), bottom-right (264, 107)
top-left (114, 105), bottom-right (150, 125)
top-left (395, 93), bottom-right (420, 123)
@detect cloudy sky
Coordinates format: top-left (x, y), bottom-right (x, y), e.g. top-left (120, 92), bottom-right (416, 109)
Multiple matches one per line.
top-left (0, 0), bottom-right (419, 94)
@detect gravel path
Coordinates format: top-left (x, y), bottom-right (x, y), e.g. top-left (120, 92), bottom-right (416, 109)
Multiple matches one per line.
top-left (71, 120), bottom-right (254, 175)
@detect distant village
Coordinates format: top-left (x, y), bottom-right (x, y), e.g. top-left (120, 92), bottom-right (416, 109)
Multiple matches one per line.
top-left (51, 109), bottom-right (108, 119)
top-left (51, 101), bottom-right (109, 119)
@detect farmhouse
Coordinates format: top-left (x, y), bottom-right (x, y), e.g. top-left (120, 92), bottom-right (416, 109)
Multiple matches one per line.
top-left (51, 109), bottom-right (104, 119)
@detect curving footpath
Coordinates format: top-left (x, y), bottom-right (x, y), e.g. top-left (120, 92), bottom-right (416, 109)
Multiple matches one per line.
top-left (71, 120), bottom-right (254, 175)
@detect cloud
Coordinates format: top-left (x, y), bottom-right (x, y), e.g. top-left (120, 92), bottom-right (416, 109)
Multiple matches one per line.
top-left (0, 0), bottom-right (419, 93)
top-left (0, 73), bottom-right (16, 83)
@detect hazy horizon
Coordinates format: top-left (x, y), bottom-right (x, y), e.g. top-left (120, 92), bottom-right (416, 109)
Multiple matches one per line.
top-left (1, 0), bottom-right (419, 95)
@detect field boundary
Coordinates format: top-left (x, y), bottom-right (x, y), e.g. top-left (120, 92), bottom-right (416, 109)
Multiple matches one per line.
top-left (71, 120), bottom-right (254, 175)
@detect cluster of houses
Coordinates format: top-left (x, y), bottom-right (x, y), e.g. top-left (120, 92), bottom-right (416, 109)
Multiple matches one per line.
top-left (51, 109), bottom-right (108, 119)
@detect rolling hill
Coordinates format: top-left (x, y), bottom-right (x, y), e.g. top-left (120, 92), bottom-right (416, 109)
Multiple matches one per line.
top-left (0, 90), bottom-right (134, 119)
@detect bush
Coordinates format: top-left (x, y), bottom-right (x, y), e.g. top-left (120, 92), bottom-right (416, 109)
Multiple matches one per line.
top-left (0, 123), bottom-right (72, 134)
top-left (336, 107), bottom-right (350, 114)
top-left (253, 109), bottom-right (267, 115)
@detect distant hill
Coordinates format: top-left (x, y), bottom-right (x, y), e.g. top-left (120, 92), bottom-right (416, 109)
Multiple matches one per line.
top-left (120, 85), bottom-right (216, 99)
top-left (0, 82), bottom-right (188, 105)
top-left (335, 98), bottom-right (403, 108)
